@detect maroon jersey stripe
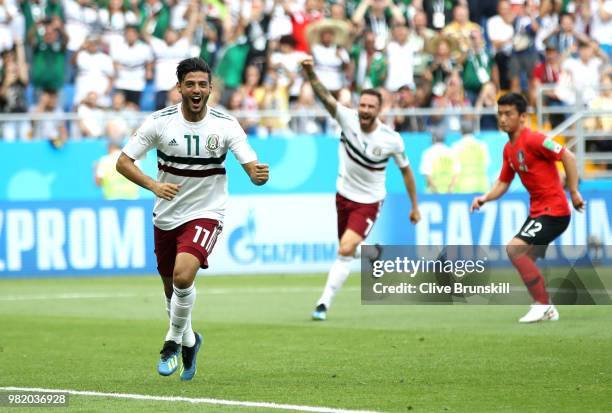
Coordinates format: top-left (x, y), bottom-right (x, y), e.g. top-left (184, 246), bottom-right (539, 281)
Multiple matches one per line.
top-left (158, 163), bottom-right (226, 178)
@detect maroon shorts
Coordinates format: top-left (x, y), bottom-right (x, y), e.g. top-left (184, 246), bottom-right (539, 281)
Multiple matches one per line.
top-left (154, 218), bottom-right (223, 278)
top-left (336, 193), bottom-right (382, 240)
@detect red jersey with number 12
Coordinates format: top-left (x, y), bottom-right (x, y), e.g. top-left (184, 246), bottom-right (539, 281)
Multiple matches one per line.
top-left (498, 128), bottom-right (570, 217)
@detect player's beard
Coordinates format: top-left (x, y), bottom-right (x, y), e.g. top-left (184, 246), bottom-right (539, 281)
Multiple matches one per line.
top-left (358, 113), bottom-right (376, 131)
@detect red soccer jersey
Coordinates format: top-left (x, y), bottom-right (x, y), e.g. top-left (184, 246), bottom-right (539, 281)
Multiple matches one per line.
top-left (498, 128), bottom-right (570, 217)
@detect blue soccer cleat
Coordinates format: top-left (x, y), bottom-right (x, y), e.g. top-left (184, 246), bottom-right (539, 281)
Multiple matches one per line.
top-left (180, 332), bottom-right (203, 381)
top-left (157, 340), bottom-right (181, 376)
top-left (311, 304), bottom-right (327, 321)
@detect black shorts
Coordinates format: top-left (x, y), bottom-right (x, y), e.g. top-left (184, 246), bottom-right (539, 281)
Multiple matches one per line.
top-left (515, 215), bottom-right (571, 257)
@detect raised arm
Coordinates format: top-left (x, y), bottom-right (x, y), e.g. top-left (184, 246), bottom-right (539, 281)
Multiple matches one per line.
top-left (399, 165), bottom-right (421, 224)
top-left (300, 56), bottom-right (338, 117)
top-left (560, 148), bottom-right (585, 211)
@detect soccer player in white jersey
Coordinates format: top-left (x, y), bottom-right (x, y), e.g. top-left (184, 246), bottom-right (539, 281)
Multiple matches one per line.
top-left (116, 57), bottom-right (269, 379)
top-left (300, 57), bottom-right (421, 321)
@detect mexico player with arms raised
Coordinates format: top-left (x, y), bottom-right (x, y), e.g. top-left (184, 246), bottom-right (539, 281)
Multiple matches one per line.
top-left (300, 56), bottom-right (421, 321)
top-left (471, 93), bottom-right (584, 323)
top-left (116, 58), bottom-right (269, 379)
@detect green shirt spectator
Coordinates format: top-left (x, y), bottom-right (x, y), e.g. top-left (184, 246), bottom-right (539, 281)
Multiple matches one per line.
top-left (21, 1), bottom-right (64, 42)
top-left (139, 0), bottom-right (170, 39)
top-left (351, 31), bottom-right (387, 92)
top-left (215, 41), bottom-right (250, 91)
top-left (30, 20), bottom-right (67, 92)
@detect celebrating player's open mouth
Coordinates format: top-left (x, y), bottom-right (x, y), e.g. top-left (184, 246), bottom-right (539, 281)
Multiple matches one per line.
top-left (189, 94), bottom-right (203, 110)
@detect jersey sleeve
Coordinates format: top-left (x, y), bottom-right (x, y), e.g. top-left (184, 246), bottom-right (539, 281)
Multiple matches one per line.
top-left (392, 135), bottom-right (410, 168)
top-left (228, 121), bottom-right (257, 164)
top-left (531, 133), bottom-right (565, 161)
top-left (122, 115), bottom-right (158, 160)
top-left (498, 147), bottom-right (515, 183)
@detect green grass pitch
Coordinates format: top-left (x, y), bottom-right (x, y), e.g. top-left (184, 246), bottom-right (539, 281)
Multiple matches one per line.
top-left (1, 273), bottom-right (611, 412)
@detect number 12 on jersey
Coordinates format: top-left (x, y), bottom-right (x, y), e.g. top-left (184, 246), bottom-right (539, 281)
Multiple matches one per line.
top-left (184, 135), bottom-right (200, 156)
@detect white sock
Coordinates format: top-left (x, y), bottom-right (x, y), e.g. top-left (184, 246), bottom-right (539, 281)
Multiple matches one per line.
top-left (165, 284), bottom-right (196, 345)
top-left (165, 295), bottom-right (195, 347)
top-left (317, 255), bottom-right (352, 309)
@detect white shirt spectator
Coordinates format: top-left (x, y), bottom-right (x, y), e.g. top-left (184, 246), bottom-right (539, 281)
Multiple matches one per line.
top-left (74, 50), bottom-right (115, 106)
top-left (312, 43), bottom-right (349, 92)
top-left (269, 49), bottom-right (308, 98)
top-left (487, 14), bottom-right (513, 54)
top-left (64, 0), bottom-right (99, 51)
top-left (99, 8), bottom-right (139, 51)
top-left (77, 102), bottom-right (105, 137)
top-left (150, 37), bottom-right (192, 92)
top-left (111, 40), bottom-right (153, 92)
top-left (0, 2), bottom-right (18, 52)
top-left (385, 40), bottom-right (416, 91)
top-left (560, 56), bottom-right (604, 104)
top-left (590, 0), bottom-right (612, 45)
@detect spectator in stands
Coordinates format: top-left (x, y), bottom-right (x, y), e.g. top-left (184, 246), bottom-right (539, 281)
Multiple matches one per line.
top-left (558, 41), bottom-right (609, 105)
top-left (99, 0), bottom-right (140, 51)
top-left (64, 0), bottom-right (99, 82)
top-left (393, 84), bottom-right (425, 132)
top-left (543, 13), bottom-right (590, 57)
top-left (139, 0), bottom-right (170, 39)
top-left (95, 140), bottom-right (139, 200)
top-left (254, 68), bottom-right (291, 136)
top-left (585, 72), bottom-right (612, 132)
top-left (424, 36), bottom-right (461, 98)
top-left (409, 10), bottom-right (435, 81)
top-left (29, 16), bottom-right (68, 95)
top-left (31, 89), bottom-right (68, 146)
top-left (590, 0), bottom-right (612, 58)
top-left (269, 34), bottom-right (307, 104)
top-left (385, 22), bottom-right (417, 93)
top-left (419, 130), bottom-right (461, 194)
top-left (77, 91), bottom-right (105, 138)
top-left (309, 21), bottom-right (350, 98)
top-left (534, 0), bottom-right (561, 54)
top-left (290, 82), bottom-right (324, 134)
top-left (237, 64), bottom-right (263, 134)
top-left (111, 24), bottom-right (153, 108)
top-left (531, 44), bottom-right (565, 127)
top-left (72, 35), bottom-right (114, 108)
top-left (283, 0), bottom-right (324, 53)
top-left (0, 41), bottom-right (29, 141)
top-left (352, 0), bottom-right (406, 51)
top-left (21, 0), bottom-right (64, 45)
top-left (442, 4), bottom-right (482, 54)
top-left (242, 0), bottom-right (277, 75)
top-left (351, 30), bottom-right (387, 93)
top-left (430, 72), bottom-right (472, 134)
top-left (487, 0), bottom-right (514, 91)
top-left (214, 23), bottom-right (249, 106)
top-left (462, 29), bottom-right (498, 104)
top-left (423, 0), bottom-right (457, 30)
top-left (0, 0), bottom-right (20, 53)
top-left (106, 91), bottom-right (129, 141)
top-left (452, 121), bottom-right (490, 193)
top-left (475, 81), bottom-right (499, 130)
top-left (143, 0), bottom-right (197, 110)
top-left (508, 0), bottom-right (540, 96)
top-left (198, 4), bottom-right (224, 69)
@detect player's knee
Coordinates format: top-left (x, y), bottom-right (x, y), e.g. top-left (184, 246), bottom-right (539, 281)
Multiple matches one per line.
top-left (172, 268), bottom-right (195, 289)
top-left (338, 243), bottom-right (357, 257)
top-left (506, 243), bottom-right (527, 260)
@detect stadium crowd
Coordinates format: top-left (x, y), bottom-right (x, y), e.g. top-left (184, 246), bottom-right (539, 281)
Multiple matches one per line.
top-left (0, 0), bottom-right (611, 141)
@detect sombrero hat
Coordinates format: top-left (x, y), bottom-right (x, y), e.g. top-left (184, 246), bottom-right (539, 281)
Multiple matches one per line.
top-left (306, 18), bottom-right (351, 48)
top-left (425, 34), bottom-right (461, 55)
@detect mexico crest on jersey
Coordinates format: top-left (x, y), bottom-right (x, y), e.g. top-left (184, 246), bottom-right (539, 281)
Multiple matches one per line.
top-left (206, 134), bottom-right (220, 151)
top-left (372, 146), bottom-right (383, 157)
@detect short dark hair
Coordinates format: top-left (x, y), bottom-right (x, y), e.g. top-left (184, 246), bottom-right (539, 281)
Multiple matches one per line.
top-left (176, 57), bottom-right (212, 83)
top-left (360, 88), bottom-right (383, 106)
top-left (497, 92), bottom-right (528, 114)
top-left (279, 34), bottom-right (296, 47)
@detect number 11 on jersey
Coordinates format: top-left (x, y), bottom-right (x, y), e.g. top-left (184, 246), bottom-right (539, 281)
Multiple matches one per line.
top-left (184, 135), bottom-right (200, 156)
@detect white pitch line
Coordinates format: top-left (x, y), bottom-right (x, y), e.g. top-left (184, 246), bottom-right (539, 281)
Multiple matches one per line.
top-left (0, 387), bottom-right (385, 413)
top-left (0, 287), bottom-right (361, 302)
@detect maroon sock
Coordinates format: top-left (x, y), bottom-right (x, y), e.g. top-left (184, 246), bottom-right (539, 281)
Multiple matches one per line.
top-left (511, 255), bottom-right (549, 304)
